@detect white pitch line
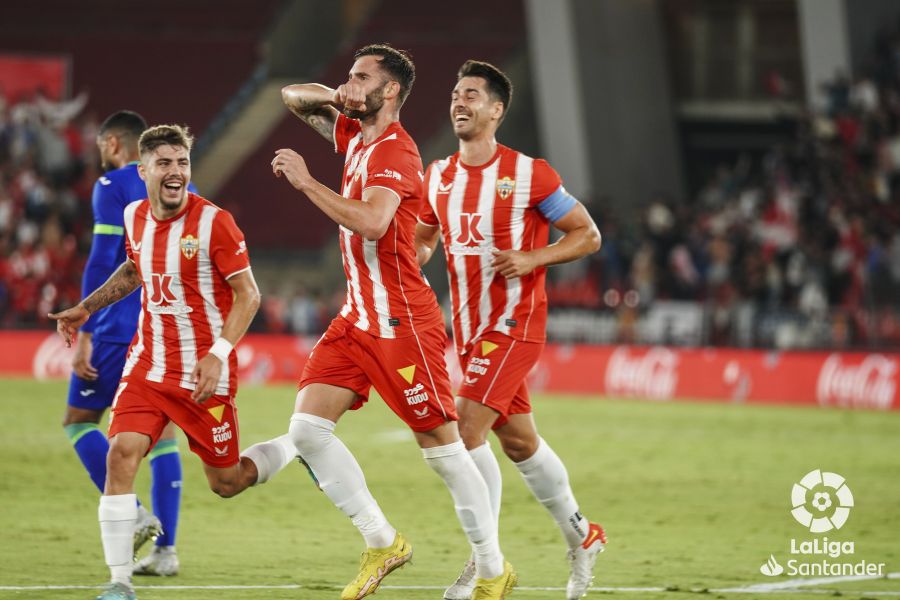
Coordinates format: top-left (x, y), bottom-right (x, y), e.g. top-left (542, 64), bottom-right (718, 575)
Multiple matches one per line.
top-left (2, 576), bottom-right (899, 596)
top-left (716, 571), bottom-right (900, 592)
top-left (0, 584), bottom-right (666, 592)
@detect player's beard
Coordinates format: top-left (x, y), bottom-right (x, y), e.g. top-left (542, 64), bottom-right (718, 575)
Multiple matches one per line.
top-left (344, 87), bottom-right (385, 121)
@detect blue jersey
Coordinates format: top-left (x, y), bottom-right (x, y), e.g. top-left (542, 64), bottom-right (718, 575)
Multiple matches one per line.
top-left (80, 162), bottom-right (197, 343)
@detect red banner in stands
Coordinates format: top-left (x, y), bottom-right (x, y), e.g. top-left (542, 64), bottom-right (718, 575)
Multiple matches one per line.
top-left (1, 331), bottom-right (896, 410)
top-left (0, 54), bottom-right (69, 102)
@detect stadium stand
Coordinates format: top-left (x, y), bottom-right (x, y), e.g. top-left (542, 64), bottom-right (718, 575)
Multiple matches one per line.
top-left (0, 0), bottom-right (897, 349)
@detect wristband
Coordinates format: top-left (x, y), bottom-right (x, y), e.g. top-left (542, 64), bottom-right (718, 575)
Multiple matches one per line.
top-left (208, 338), bottom-right (234, 363)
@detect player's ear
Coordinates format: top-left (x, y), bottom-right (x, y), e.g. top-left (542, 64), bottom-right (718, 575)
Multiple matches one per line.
top-left (492, 100), bottom-right (505, 122)
top-left (137, 162), bottom-right (146, 181)
top-left (107, 134), bottom-right (120, 156)
top-left (385, 80), bottom-right (400, 101)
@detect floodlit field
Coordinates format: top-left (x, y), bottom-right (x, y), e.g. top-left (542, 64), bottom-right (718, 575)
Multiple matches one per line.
top-left (1, 378), bottom-right (897, 599)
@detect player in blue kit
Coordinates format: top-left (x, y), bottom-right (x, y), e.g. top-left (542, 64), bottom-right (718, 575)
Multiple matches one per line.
top-left (63, 111), bottom-right (194, 576)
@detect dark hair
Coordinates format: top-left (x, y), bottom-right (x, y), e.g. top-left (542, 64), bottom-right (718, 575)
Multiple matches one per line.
top-left (458, 60), bottom-right (513, 121)
top-left (354, 43), bottom-right (416, 106)
top-left (99, 110), bottom-right (147, 141)
top-left (138, 124), bottom-right (194, 157)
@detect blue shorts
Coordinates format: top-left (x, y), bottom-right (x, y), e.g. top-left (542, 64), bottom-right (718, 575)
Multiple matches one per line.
top-left (67, 341), bottom-right (130, 411)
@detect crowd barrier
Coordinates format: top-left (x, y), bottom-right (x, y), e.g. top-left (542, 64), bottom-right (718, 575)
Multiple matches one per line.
top-left (1, 331), bottom-right (896, 410)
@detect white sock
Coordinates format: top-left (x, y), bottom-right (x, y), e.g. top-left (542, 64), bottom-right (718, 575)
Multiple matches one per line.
top-left (98, 494), bottom-right (137, 585)
top-left (241, 433), bottom-right (297, 484)
top-left (469, 442), bottom-right (502, 526)
top-left (423, 440), bottom-right (504, 579)
top-left (289, 413), bottom-right (396, 548)
top-left (515, 437), bottom-right (589, 548)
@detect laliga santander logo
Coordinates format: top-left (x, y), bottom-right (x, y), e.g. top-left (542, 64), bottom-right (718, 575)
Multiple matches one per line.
top-left (790, 469), bottom-right (854, 533)
top-left (604, 347), bottom-right (678, 400)
top-left (759, 470), bottom-right (884, 579)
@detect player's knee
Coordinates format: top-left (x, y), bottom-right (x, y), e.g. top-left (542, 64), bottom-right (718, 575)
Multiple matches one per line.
top-left (499, 434), bottom-right (539, 463)
top-left (458, 424), bottom-right (487, 451)
top-left (106, 442), bottom-right (142, 478)
top-left (288, 412), bottom-right (335, 457)
top-left (209, 479), bottom-right (241, 498)
top-left (456, 415), bottom-right (489, 449)
top-left (62, 407), bottom-right (102, 427)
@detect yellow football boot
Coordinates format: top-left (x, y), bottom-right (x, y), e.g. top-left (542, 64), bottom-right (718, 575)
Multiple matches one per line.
top-left (340, 533), bottom-right (413, 599)
top-left (472, 560), bottom-right (517, 600)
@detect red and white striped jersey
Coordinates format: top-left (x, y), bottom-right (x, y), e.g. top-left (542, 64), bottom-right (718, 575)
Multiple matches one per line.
top-left (121, 193), bottom-right (251, 397)
top-left (333, 113), bottom-right (443, 339)
top-left (419, 145), bottom-right (563, 354)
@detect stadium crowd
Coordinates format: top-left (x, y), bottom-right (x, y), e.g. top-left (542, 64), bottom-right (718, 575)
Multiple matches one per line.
top-left (2, 32), bottom-right (899, 346)
top-left (0, 89), bottom-right (96, 327)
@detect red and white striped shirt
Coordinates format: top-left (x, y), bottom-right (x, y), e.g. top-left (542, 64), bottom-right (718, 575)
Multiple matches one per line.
top-left (333, 113), bottom-right (443, 339)
top-left (121, 193), bottom-right (251, 397)
top-left (419, 145), bottom-right (563, 354)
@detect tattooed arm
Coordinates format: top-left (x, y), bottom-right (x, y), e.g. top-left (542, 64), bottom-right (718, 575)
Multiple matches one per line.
top-left (281, 83), bottom-right (341, 143)
top-left (49, 260), bottom-right (142, 347)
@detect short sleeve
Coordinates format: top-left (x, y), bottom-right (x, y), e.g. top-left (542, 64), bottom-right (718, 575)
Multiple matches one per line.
top-left (124, 229), bottom-right (134, 263)
top-left (417, 163), bottom-right (440, 227)
top-left (210, 210), bottom-right (251, 279)
top-left (334, 113), bottom-right (361, 154)
top-left (529, 159), bottom-right (564, 208)
top-left (123, 201), bottom-right (138, 264)
top-left (364, 140), bottom-right (422, 203)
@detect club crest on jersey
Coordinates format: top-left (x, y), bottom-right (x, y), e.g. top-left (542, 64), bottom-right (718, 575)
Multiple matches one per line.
top-left (180, 234), bottom-right (199, 260)
top-left (496, 176), bottom-right (515, 200)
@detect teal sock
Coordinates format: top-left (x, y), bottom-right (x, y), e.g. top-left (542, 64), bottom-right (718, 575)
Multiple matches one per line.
top-left (149, 439), bottom-right (182, 547)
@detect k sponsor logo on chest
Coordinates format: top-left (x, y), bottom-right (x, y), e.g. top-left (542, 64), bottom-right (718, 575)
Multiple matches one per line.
top-left (147, 273), bottom-right (192, 315)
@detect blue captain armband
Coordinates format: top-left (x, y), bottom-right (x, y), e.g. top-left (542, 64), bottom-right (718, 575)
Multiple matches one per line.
top-left (536, 185), bottom-right (577, 222)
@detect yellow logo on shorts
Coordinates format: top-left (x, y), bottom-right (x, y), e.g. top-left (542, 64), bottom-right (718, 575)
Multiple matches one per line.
top-left (397, 365), bottom-right (416, 384)
top-left (207, 404), bottom-right (225, 423)
top-left (481, 341), bottom-right (499, 356)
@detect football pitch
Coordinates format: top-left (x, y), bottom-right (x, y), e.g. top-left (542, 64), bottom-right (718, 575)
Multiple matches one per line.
top-left (1, 378), bottom-right (898, 600)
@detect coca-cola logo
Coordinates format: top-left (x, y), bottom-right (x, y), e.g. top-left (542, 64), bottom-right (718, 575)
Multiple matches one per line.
top-left (605, 347), bottom-right (678, 400)
top-left (33, 333), bottom-right (75, 380)
top-left (816, 354), bottom-right (897, 410)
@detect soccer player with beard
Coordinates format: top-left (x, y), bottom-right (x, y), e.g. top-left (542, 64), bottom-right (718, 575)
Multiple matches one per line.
top-left (50, 124), bottom-right (288, 600)
top-left (415, 60), bottom-right (606, 600)
top-left (269, 44), bottom-right (515, 599)
top-left (64, 111), bottom-right (195, 576)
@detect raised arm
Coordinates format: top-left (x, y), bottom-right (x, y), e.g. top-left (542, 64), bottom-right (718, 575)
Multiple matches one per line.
top-left (190, 269), bottom-right (261, 402)
top-left (271, 148), bottom-right (399, 240)
top-left (49, 260), bottom-right (142, 346)
top-left (281, 83), bottom-right (341, 143)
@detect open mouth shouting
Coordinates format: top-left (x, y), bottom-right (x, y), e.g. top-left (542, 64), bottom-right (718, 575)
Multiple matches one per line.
top-left (161, 178), bottom-right (185, 203)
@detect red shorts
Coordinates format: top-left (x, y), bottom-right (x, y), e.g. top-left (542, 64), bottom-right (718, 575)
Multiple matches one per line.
top-left (299, 316), bottom-right (457, 432)
top-left (108, 377), bottom-right (240, 468)
top-left (457, 331), bottom-right (544, 428)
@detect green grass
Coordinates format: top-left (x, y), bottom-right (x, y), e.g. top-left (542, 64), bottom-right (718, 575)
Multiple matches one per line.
top-left (0, 378), bottom-right (898, 599)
